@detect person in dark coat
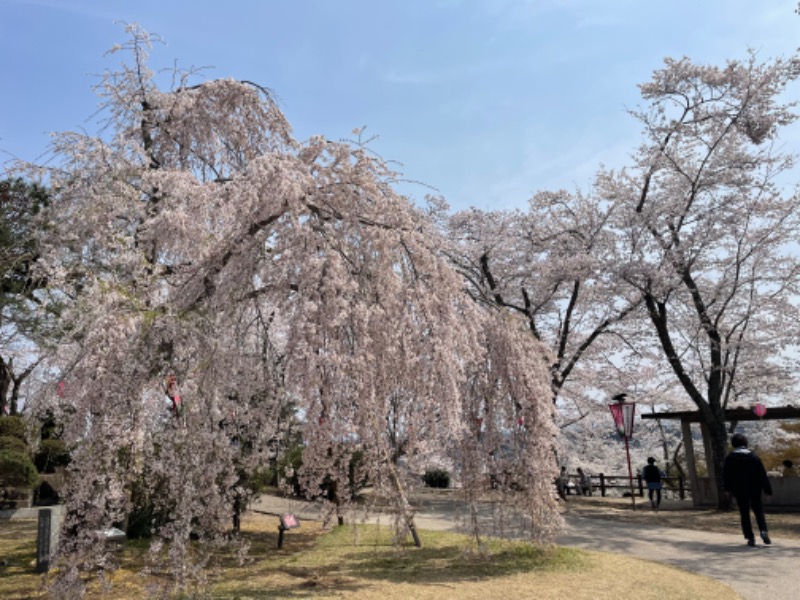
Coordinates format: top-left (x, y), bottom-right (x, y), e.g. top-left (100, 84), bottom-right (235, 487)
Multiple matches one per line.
top-left (723, 433), bottom-right (772, 546)
top-left (642, 457), bottom-right (664, 509)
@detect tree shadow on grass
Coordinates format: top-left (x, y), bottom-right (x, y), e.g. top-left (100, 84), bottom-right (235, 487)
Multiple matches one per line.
top-left (0, 521), bottom-right (37, 573)
top-left (214, 525), bottom-right (584, 599)
top-left (340, 544), bottom-right (579, 584)
top-left (0, 516), bottom-right (579, 599)
top-left (0, 521), bottom-right (42, 600)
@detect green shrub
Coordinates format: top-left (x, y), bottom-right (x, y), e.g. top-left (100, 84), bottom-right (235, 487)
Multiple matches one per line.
top-left (423, 468), bottom-right (451, 489)
top-left (126, 497), bottom-right (155, 539)
top-left (245, 467), bottom-right (274, 494)
top-left (39, 410), bottom-right (64, 441)
top-left (0, 449), bottom-right (40, 489)
top-left (126, 475), bottom-right (173, 539)
top-left (267, 443), bottom-right (304, 495)
top-left (0, 435), bottom-right (27, 454)
top-left (347, 449), bottom-right (369, 498)
top-left (254, 444), bottom-right (371, 500)
top-left (0, 415), bottom-right (27, 441)
top-left (34, 438), bottom-right (71, 473)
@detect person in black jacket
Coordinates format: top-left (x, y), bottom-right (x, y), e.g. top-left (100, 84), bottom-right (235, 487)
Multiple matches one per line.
top-left (642, 457), bottom-right (664, 509)
top-left (723, 433), bottom-right (772, 546)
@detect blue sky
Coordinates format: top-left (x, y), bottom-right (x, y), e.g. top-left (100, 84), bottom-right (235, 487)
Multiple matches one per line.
top-left (2, 0), bottom-right (799, 210)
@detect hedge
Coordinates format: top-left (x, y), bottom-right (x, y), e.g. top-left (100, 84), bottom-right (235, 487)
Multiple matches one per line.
top-left (0, 415), bottom-right (26, 441)
top-left (34, 438), bottom-right (71, 473)
top-left (0, 435), bottom-right (27, 454)
top-left (422, 468), bottom-right (451, 489)
top-left (0, 449), bottom-right (40, 489)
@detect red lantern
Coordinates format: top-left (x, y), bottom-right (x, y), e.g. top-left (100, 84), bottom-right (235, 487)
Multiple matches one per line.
top-left (609, 394), bottom-right (637, 510)
top-left (609, 401), bottom-right (636, 439)
top-left (164, 374), bottom-right (184, 418)
top-left (754, 403), bottom-right (767, 418)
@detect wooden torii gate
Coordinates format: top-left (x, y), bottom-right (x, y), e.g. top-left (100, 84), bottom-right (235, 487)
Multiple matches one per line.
top-left (642, 406), bottom-right (800, 507)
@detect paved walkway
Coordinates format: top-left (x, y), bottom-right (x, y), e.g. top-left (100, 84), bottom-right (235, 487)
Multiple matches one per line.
top-left (557, 515), bottom-right (800, 600)
top-left (252, 493), bottom-right (800, 600)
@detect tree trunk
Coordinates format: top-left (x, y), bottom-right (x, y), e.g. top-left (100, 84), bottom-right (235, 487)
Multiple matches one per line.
top-left (670, 441), bottom-right (684, 480)
top-left (387, 462), bottom-right (422, 548)
top-left (0, 357), bottom-right (10, 414)
top-left (9, 374), bottom-right (22, 416)
top-left (705, 413), bottom-right (731, 510)
top-left (644, 294), bottom-right (732, 509)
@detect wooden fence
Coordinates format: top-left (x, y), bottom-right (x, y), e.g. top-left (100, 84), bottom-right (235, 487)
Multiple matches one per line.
top-left (563, 473), bottom-right (687, 500)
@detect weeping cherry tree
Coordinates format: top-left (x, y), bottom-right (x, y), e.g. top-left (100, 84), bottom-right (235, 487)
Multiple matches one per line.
top-left (18, 26), bottom-right (560, 595)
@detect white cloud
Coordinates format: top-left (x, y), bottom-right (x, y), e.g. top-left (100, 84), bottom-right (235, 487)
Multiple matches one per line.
top-left (7, 0), bottom-right (117, 21)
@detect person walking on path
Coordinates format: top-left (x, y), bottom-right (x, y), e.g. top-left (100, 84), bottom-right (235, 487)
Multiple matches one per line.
top-left (723, 432), bottom-right (772, 547)
top-left (556, 466), bottom-right (570, 500)
top-left (576, 467), bottom-right (592, 496)
top-left (642, 457), bottom-right (664, 510)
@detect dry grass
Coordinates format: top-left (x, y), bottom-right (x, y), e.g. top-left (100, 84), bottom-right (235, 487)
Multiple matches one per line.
top-left (0, 508), bottom-right (743, 599)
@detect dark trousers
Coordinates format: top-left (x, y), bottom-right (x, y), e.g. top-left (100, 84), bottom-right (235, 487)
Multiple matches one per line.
top-left (648, 488), bottom-right (661, 506)
top-left (735, 494), bottom-right (768, 539)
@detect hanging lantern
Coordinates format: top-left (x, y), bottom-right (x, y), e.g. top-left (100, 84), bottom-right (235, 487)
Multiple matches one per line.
top-left (608, 395), bottom-right (636, 439)
top-left (164, 374), bottom-right (184, 419)
top-left (753, 403), bottom-right (767, 418)
top-left (608, 393), bottom-right (637, 511)
top-left (171, 393), bottom-right (182, 415)
top-left (165, 374), bottom-right (177, 396)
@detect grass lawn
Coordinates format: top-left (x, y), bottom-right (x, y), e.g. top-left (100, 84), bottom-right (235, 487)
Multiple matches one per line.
top-left (0, 512), bottom-right (740, 599)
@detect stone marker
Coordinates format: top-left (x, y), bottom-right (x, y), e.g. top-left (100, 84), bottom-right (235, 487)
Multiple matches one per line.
top-left (36, 509), bottom-right (52, 573)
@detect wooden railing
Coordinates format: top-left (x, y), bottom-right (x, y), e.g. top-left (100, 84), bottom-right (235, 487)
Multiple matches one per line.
top-left (563, 473), bottom-right (687, 500)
